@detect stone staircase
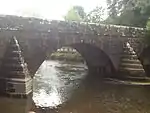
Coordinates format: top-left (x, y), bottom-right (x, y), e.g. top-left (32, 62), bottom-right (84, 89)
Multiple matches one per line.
top-left (0, 37), bottom-right (32, 97)
top-left (117, 42), bottom-right (150, 82)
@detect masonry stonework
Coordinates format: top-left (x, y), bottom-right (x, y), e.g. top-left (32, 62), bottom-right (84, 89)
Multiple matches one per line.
top-left (0, 17), bottom-right (147, 79)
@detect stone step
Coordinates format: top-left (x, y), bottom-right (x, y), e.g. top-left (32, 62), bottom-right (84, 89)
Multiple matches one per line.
top-left (119, 67), bottom-right (145, 76)
top-left (119, 67), bottom-right (144, 71)
top-left (118, 71), bottom-right (145, 78)
top-left (123, 47), bottom-right (134, 50)
top-left (123, 50), bottom-right (135, 53)
top-left (123, 50), bottom-right (136, 53)
top-left (121, 59), bottom-right (141, 64)
top-left (120, 63), bottom-right (143, 69)
top-left (123, 51), bottom-right (137, 55)
top-left (121, 54), bottom-right (138, 59)
top-left (123, 46), bottom-right (130, 49)
top-left (108, 76), bottom-right (150, 82)
top-left (123, 46), bottom-right (136, 49)
top-left (119, 71), bottom-right (145, 77)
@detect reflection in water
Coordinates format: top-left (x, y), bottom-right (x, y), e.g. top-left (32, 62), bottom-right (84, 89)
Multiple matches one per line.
top-left (33, 60), bottom-right (87, 108)
top-left (1, 60), bottom-right (150, 113)
top-left (0, 94), bottom-right (33, 113)
top-left (33, 88), bottom-right (61, 107)
top-left (32, 60), bottom-right (150, 113)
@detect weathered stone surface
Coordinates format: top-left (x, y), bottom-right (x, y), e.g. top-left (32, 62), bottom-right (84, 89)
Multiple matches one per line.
top-left (0, 15), bottom-right (147, 78)
top-left (0, 15), bottom-right (145, 37)
top-left (0, 36), bottom-right (32, 96)
top-left (118, 42), bottom-right (147, 80)
top-left (0, 37), bottom-right (30, 78)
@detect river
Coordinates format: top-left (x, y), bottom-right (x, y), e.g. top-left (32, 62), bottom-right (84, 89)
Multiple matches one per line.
top-left (33, 60), bottom-right (88, 108)
top-left (0, 60), bottom-right (150, 113)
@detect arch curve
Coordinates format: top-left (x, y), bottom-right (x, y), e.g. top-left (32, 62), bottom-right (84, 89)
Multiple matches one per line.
top-left (27, 41), bottom-right (116, 78)
top-left (49, 43), bottom-right (116, 78)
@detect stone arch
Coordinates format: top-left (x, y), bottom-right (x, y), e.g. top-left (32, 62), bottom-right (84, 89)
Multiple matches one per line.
top-left (34, 42), bottom-right (116, 78)
top-left (69, 43), bottom-right (116, 77)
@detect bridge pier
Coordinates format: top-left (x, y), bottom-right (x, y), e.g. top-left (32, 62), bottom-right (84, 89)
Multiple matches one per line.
top-left (0, 37), bottom-right (33, 98)
top-left (116, 42), bottom-right (149, 81)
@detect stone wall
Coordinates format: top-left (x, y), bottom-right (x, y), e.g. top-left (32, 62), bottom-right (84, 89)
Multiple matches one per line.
top-left (0, 15), bottom-right (146, 76)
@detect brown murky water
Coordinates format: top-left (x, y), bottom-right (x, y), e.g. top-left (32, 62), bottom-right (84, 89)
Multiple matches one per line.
top-left (0, 60), bottom-right (150, 113)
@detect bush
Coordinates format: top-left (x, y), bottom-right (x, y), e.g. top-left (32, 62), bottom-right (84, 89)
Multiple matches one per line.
top-left (49, 52), bottom-right (83, 62)
top-left (145, 19), bottom-right (150, 46)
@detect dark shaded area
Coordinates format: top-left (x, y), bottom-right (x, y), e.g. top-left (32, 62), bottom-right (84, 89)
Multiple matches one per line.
top-left (34, 43), bottom-right (115, 78)
top-left (140, 46), bottom-right (150, 77)
top-left (70, 43), bottom-right (116, 78)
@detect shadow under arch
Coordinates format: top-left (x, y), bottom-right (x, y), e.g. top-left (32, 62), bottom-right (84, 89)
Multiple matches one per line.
top-left (65, 43), bottom-right (116, 78)
top-left (34, 42), bottom-right (116, 78)
top-left (140, 46), bottom-right (150, 77)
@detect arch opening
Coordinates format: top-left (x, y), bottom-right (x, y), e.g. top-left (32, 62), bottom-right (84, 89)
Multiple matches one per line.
top-left (32, 43), bottom-right (115, 108)
top-left (50, 46), bottom-right (85, 63)
top-left (33, 43), bottom-right (116, 78)
top-left (33, 46), bottom-right (88, 108)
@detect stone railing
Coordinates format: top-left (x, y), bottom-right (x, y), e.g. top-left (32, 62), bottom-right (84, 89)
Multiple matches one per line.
top-left (0, 15), bottom-right (145, 38)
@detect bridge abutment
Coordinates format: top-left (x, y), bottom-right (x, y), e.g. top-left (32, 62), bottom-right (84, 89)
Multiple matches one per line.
top-left (0, 37), bottom-right (33, 98)
top-left (0, 17), bottom-right (147, 90)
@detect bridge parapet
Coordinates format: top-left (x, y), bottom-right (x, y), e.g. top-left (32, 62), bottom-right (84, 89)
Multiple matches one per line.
top-left (0, 16), bottom-right (146, 76)
top-left (0, 15), bottom-right (145, 38)
top-left (48, 20), bottom-right (146, 38)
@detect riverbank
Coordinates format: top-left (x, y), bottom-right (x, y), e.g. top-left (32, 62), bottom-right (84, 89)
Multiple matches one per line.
top-left (49, 51), bottom-right (84, 62)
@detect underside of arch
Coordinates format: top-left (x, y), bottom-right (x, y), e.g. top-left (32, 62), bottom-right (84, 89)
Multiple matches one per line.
top-left (69, 43), bottom-right (116, 77)
top-left (140, 46), bottom-right (150, 77)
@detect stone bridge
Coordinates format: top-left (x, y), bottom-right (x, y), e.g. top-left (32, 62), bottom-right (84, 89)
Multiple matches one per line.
top-left (0, 18), bottom-right (148, 79)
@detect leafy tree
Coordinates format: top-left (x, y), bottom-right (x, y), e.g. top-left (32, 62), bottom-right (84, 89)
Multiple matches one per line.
top-left (146, 18), bottom-right (150, 30)
top-left (64, 6), bottom-right (86, 22)
top-left (84, 6), bottom-right (105, 23)
top-left (106, 0), bottom-right (150, 27)
top-left (106, 0), bottom-right (118, 19)
top-left (64, 8), bottom-right (81, 21)
top-left (64, 5), bottom-right (105, 23)
top-left (73, 6), bottom-right (86, 19)
top-left (145, 18), bottom-right (150, 45)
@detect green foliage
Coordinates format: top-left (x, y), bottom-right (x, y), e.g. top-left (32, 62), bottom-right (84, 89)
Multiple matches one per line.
top-left (84, 6), bottom-right (105, 23)
top-left (64, 5), bottom-right (106, 23)
top-left (73, 6), bottom-right (86, 19)
top-left (145, 19), bottom-right (150, 45)
top-left (106, 0), bottom-right (150, 45)
top-left (106, 0), bottom-right (118, 19)
top-left (106, 0), bottom-right (150, 27)
top-left (64, 8), bottom-right (81, 21)
top-left (63, 3), bottom-right (150, 45)
top-left (64, 1), bottom-right (150, 27)
top-left (64, 5), bottom-right (105, 23)
top-left (50, 52), bottom-right (83, 62)
top-left (64, 6), bottom-right (86, 22)
top-left (146, 18), bottom-right (150, 30)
